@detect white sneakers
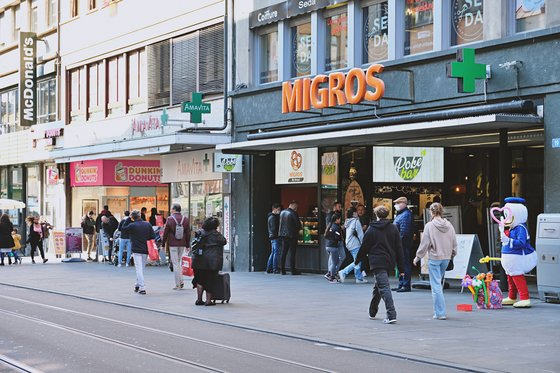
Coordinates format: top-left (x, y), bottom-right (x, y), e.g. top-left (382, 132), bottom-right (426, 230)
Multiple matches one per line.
top-left (356, 278), bottom-right (368, 284)
top-left (433, 315), bottom-right (447, 320)
top-left (383, 319), bottom-right (397, 324)
top-left (338, 271), bottom-right (346, 283)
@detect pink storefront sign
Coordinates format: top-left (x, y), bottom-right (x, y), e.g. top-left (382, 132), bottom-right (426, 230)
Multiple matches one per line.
top-left (70, 160), bottom-right (164, 187)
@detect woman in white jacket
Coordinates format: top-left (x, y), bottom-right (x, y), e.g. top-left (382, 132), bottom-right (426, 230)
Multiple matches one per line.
top-left (413, 203), bottom-right (457, 320)
top-left (338, 207), bottom-right (367, 284)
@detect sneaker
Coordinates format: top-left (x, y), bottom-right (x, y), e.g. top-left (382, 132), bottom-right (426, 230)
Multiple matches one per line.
top-left (356, 278), bottom-right (368, 284)
top-left (383, 318), bottom-right (397, 324)
top-left (180, 283), bottom-right (184, 289)
top-left (126, 264), bottom-right (129, 267)
top-left (87, 257), bottom-right (93, 261)
top-left (433, 315), bottom-right (447, 320)
top-left (328, 278), bottom-right (338, 284)
top-left (117, 264), bottom-right (122, 268)
top-left (43, 259), bottom-right (48, 264)
top-left (338, 271), bottom-right (346, 283)
top-left (138, 290), bottom-right (146, 295)
top-left (362, 270), bottom-right (368, 278)
top-left (324, 272), bottom-right (331, 280)
top-left (134, 286), bottom-right (139, 293)
top-left (396, 287), bottom-right (411, 293)
top-left (369, 315), bottom-right (376, 320)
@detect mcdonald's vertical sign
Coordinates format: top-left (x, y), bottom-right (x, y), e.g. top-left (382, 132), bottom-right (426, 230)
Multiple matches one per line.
top-left (19, 32), bottom-right (37, 126)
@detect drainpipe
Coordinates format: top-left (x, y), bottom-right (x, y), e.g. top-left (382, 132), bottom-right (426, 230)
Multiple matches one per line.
top-left (247, 100), bottom-right (535, 141)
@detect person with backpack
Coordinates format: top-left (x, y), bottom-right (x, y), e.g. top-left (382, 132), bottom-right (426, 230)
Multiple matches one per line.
top-left (339, 207), bottom-right (367, 284)
top-left (163, 203), bottom-right (191, 290)
top-left (324, 213), bottom-right (343, 283)
top-left (355, 206), bottom-right (405, 324)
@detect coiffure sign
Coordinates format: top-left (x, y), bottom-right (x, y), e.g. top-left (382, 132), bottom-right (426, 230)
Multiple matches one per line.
top-left (19, 32), bottom-right (37, 126)
top-left (282, 65), bottom-right (385, 113)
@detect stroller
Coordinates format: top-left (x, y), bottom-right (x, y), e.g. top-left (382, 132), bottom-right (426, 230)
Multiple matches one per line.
top-left (112, 230), bottom-right (135, 267)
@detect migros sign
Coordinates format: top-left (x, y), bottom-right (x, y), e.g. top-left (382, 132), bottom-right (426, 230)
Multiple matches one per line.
top-left (282, 64), bottom-right (385, 114)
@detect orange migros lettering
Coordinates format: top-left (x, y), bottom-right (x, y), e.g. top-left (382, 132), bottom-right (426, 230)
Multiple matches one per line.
top-left (281, 64), bottom-right (385, 113)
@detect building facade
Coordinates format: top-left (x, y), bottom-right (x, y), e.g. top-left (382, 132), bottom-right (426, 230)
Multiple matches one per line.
top-left (223, 0), bottom-right (559, 272)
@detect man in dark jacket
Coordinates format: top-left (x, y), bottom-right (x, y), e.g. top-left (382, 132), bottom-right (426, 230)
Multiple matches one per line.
top-left (101, 215), bottom-right (119, 262)
top-left (162, 203), bottom-right (191, 289)
top-left (95, 205), bottom-right (111, 233)
top-left (325, 201), bottom-right (342, 227)
top-left (117, 211), bottom-right (132, 267)
top-left (278, 201), bottom-right (302, 275)
top-left (82, 211), bottom-right (96, 261)
top-left (121, 210), bottom-right (156, 295)
top-left (266, 203), bottom-right (281, 274)
top-left (393, 196), bottom-right (414, 292)
top-left (356, 206), bottom-right (404, 324)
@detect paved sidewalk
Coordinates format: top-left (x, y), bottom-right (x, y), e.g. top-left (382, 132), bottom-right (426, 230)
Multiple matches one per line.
top-left (0, 261), bottom-right (558, 373)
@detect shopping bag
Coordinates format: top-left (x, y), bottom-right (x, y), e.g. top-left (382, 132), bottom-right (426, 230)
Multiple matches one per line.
top-left (147, 240), bottom-right (159, 261)
top-left (182, 255), bottom-right (194, 277)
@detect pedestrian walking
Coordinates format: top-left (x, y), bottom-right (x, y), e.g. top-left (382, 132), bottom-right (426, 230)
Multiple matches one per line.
top-left (278, 201), bottom-right (302, 275)
top-left (413, 202), bottom-right (457, 320)
top-left (325, 213), bottom-right (343, 283)
top-left (0, 214), bottom-right (15, 266)
top-left (101, 215), bottom-right (118, 262)
top-left (356, 203), bottom-right (370, 278)
top-left (266, 203), bottom-right (281, 274)
top-left (121, 210), bottom-right (156, 295)
top-left (393, 197), bottom-right (414, 292)
top-left (192, 217), bottom-right (227, 306)
top-left (81, 211), bottom-right (96, 261)
top-left (39, 217), bottom-right (53, 254)
top-left (140, 207), bottom-right (147, 222)
top-left (116, 211), bottom-right (133, 267)
top-left (324, 201), bottom-right (345, 280)
top-left (355, 206), bottom-right (404, 324)
top-left (162, 203), bottom-right (190, 290)
top-left (339, 207), bottom-right (367, 284)
top-left (11, 228), bottom-right (22, 264)
top-left (26, 216), bottom-right (48, 264)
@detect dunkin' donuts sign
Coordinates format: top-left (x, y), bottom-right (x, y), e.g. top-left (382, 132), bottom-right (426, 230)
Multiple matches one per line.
top-left (70, 160), bottom-right (164, 187)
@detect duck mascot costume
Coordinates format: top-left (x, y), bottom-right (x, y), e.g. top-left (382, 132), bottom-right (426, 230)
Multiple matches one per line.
top-left (500, 197), bottom-right (538, 308)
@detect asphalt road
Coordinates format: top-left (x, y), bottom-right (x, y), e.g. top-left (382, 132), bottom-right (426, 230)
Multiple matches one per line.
top-left (0, 285), bottom-right (473, 373)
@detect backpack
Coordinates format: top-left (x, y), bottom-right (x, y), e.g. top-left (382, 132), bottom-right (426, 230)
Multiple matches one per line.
top-left (170, 215), bottom-right (185, 240)
top-left (191, 231), bottom-right (206, 256)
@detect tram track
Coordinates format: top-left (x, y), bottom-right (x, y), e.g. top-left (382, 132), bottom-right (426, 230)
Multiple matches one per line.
top-left (0, 354), bottom-right (43, 373)
top-left (0, 281), bottom-right (496, 373)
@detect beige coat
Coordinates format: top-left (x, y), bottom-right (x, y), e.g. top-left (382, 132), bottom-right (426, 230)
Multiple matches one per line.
top-left (415, 217), bottom-right (457, 261)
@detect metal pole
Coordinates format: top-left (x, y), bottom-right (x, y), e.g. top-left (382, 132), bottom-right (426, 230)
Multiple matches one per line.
top-left (498, 128), bottom-right (510, 292)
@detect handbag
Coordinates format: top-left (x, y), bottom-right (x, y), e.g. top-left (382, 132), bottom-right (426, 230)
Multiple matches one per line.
top-left (147, 239), bottom-right (159, 261)
top-left (182, 255), bottom-right (194, 277)
top-left (446, 258), bottom-right (454, 271)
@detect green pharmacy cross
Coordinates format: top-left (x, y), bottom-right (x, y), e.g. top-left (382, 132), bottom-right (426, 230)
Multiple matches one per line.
top-left (181, 92), bottom-right (211, 124)
top-left (446, 48), bottom-right (488, 93)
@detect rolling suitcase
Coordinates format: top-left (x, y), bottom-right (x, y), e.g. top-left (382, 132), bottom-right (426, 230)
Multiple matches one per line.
top-left (213, 273), bottom-right (231, 304)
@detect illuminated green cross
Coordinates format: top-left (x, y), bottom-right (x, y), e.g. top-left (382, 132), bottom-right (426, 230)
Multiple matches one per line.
top-left (181, 92), bottom-right (211, 124)
top-left (447, 48), bottom-right (487, 93)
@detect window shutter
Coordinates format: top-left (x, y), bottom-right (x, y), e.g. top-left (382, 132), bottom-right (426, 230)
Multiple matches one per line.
top-left (172, 33), bottom-right (197, 105)
top-left (198, 23), bottom-right (224, 95)
top-left (147, 40), bottom-right (170, 108)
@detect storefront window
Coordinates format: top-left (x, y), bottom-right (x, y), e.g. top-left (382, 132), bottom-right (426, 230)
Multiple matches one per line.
top-left (292, 21), bottom-right (312, 77)
top-left (0, 88), bottom-right (18, 134)
top-left (259, 30), bottom-right (279, 84)
top-left (451, 0), bottom-right (484, 45)
top-left (171, 182), bottom-right (190, 212)
top-left (325, 11), bottom-right (348, 71)
top-left (0, 168), bottom-right (7, 199)
top-left (516, 0), bottom-right (546, 32)
top-left (10, 166), bottom-right (23, 203)
top-left (190, 180), bottom-right (223, 235)
top-left (26, 165), bottom-right (41, 217)
top-left (404, 0), bottom-right (434, 56)
top-left (363, 2), bottom-right (389, 63)
top-left (38, 78), bottom-right (57, 124)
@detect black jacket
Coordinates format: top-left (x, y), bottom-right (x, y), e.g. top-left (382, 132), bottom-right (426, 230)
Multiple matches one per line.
top-left (267, 213), bottom-right (280, 239)
top-left (95, 209), bottom-right (111, 232)
top-left (81, 217), bottom-right (95, 235)
top-left (117, 217), bottom-right (131, 239)
top-left (121, 219), bottom-right (156, 254)
top-left (325, 222), bottom-right (343, 247)
top-left (355, 219), bottom-right (404, 273)
top-left (102, 216), bottom-right (119, 240)
top-left (192, 230), bottom-right (227, 271)
top-left (278, 208), bottom-right (301, 239)
top-left (0, 221), bottom-right (15, 248)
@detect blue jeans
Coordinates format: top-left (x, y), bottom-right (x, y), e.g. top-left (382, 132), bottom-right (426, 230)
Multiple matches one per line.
top-left (267, 238), bottom-right (280, 272)
top-left (326, 246), bottom-right (340, 276)
top-left (118, 238), bottom-right (132, 265)
top-left (429, 259), bottom-right (450, 318)
top-left (327, 242), bottom-right (345, 274)
top-left (340, 247), bottom-right (363, 280)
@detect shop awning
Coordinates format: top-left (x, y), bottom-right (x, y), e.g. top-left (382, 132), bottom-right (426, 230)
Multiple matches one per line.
top-left (52, 132), bottom-right (231, 163)
top-left (217, 114), bottom-right (543, 153)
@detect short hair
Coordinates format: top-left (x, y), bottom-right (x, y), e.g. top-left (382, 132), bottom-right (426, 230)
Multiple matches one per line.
top-left (202, 217), bottom-right (220, 231)
top-left (88, 210), bottom-right (94, 216)
top-left (124, 211), bottom-right (130, 217)
top-left (103, 205), bottom-right (109, 210)
top-left (272, 203), bottom-right (281, 210)
top-left (130, 210), bottom-right (141, 220)
top-left (1, 214), bottom-right (10, 224)
top-left (330, 213), bottom-right (341, 224)
top-left (141, 207), bottom-right (147, 212)
top-left (101, 216), bottom-right (109, 222)
top-left (171, 203), bottom-right (181, 212)
top-left (12, 228), bottom-right (18, 233)
top-left (430, 202), bottom-right (444, 217)
top-left (357, 204), bottom-right (365, 209)
top-left (346, 207), bottom-right (356, 219)
top-left (333, 201), bottom-right (341, 207)
top-left (289, 200), bottom-right (298, 206)
top-left (374, 206), bottom-right (389, 219)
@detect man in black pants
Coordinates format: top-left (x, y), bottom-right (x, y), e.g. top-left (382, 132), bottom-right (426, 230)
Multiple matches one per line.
top-left (278, 201), bottom-right (301, 275)
top-left (355, 205), bottom-right (404, 324)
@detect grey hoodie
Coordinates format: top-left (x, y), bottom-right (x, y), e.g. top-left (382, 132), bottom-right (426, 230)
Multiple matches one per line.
top-left (344, 217), bottom-right (364, 250)
top-left (415, 217), bottom-right (457, 261)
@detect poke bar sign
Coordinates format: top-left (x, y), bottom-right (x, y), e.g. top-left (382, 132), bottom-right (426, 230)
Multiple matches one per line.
top-left (70, 160), bottom-right (164, 187)
top-left (282, 64), bottom-right (385, 113)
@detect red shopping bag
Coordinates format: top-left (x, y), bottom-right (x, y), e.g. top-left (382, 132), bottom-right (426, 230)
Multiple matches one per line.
top-left (147, 240), bottom-right (159, 261)
top-left (182, 255), bottom-right (194, 277)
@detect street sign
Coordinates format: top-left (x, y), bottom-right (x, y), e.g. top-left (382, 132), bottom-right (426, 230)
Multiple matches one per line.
top-left (446, 48), bottom-right (487, 93)
top-left (552, 138), bottom-right (560, 148)
top-left (181, 92), bottom-right (211, 124)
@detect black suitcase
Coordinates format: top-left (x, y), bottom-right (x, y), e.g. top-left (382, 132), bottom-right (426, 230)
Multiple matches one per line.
top-left (213, 273), bottom-right (231, 304)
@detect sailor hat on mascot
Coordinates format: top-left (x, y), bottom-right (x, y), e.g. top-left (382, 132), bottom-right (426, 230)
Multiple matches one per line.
top-left (500, 197), bottom-right (538, 308)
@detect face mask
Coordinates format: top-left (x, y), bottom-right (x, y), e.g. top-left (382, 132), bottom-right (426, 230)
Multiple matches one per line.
top-left (394, 204), bottom-right (401, 211)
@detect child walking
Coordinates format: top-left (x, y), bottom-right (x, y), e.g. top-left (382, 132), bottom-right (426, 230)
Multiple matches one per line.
top-left (12, 228), bottom-right (22, 264)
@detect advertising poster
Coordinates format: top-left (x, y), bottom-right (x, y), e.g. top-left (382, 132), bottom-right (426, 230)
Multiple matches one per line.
top-left (275, 148), bottom-right (318, 185)
top-left (223, 195), bottom-right (231, 252)
top-left (65, 228), bottom-right (83, 254)
top-left (372, 147), bottom-right (444, 183)
top-left (53, 231), bottom-right (66, 256)
top-left (344, 181), bottom-right (364, 212)
top-left (321, 152), bottom-right (337, 189)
